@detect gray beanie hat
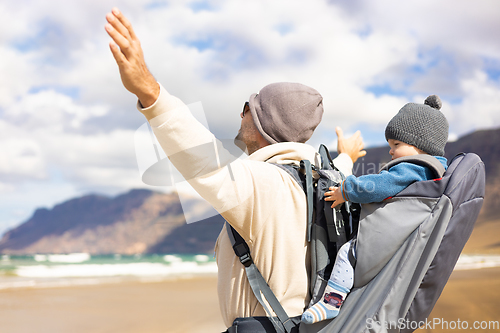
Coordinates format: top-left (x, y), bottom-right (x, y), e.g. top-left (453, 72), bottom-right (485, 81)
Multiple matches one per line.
top-left (385, 95), bottom-right (448, 156)
top-left (248, 82), bottom-right (323, 144)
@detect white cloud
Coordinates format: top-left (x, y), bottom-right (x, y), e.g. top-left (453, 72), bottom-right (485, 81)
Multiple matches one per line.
top-left (0, 47), bottom-right (37, 107)
top-left (452, 71), bottom-right (500, 133)
top-left (0, 0), bottom-right (499, 232)
top-left (6, 90), bottom-right (108, 130)
top-left (0, 137), bottom-right (46, 179)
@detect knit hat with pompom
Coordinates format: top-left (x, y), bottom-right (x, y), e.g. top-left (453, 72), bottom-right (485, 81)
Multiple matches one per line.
top-left (385, 95), bottom-right (448, 156)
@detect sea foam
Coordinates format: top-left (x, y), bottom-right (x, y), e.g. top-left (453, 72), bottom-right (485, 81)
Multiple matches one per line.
top-left (15, 261), bottom-right (217, 278)
top-left (454, 254), bottom-right (500, 270)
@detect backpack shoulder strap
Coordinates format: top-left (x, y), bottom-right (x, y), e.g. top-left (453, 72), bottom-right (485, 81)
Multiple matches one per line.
top-left (379, 154), bottom-right (446, 179)
top-left (225, 223), bottom-right (296, 333)
top-left (276, 162), bottom-right (314, 242)
top-left (275, 163), bottom-right (303, 188)
top-left (318, 143), bottom-right (334, 169)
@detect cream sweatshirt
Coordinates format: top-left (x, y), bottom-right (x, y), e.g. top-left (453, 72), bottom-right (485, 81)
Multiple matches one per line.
top-left (139, 84), bottom-right (353, 327)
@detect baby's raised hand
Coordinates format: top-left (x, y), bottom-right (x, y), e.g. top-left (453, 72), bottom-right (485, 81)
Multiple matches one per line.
top-left (324, 186), bottom-right (345, 208)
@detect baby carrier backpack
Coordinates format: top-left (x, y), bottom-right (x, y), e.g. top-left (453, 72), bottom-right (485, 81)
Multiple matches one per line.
top-left (227, 148), bottom-right (485, 333)
top-left (226, 144), bottom-right (359, 333)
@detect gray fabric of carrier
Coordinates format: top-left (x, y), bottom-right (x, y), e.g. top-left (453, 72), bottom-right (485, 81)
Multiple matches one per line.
top-left (299, 153), bottom-right (485, 333)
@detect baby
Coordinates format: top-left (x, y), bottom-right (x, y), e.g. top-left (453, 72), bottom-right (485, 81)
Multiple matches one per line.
top-left (302, 95), bottom-right (449, 324)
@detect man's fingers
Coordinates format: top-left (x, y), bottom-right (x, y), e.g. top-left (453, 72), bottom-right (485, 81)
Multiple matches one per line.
top-left (336, 127), bottom-right (344, 140)
top-left (352, 131), bottom-right (363, 145)
top-left (112, 7), bottom-right (138, 41)
top-left (336, 127), bottom-right (367, 163)
top-left (105, 22), bottom-right (131, 56)
top-left (109, 42), bottom-right (126, 66)
top-left (106, 13), bottom-right (129, 42)
top-left (351, 130), bottom-right (366, 155)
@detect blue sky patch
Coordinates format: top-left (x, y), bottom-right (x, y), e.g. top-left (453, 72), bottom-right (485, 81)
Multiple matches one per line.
top-left (189, 0), bottom-right (215, 12)
top-left (365, 83), bottom-right (406, 98)
top-left (412, 47), bottom-right (445, 73)
top-left (275, 23), bottom-right (294, 36)
top-left (355, 24), bottom-right (372, 38)
top-left (285, 48), bottom-right (309, 65)
top-left (440, 94), bottom-right (463, 105)
top-left (186, 38), bottom-right (216, 52)
top-left (483, 57), bottom-right (500, 82)
top-left (176, 33), bottom-right (268, 73)
top-left (487, 68), bottom-right (500, 81)
top-left (352, 122), bottom-right (389, 148)
top-left (145, 0), bottom-right (168, 10)
top-left (13, 19), bottom-right (64, 53)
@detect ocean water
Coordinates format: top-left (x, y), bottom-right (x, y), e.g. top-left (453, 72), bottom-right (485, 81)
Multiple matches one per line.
top-left (0, 253), bottom-right (217, 290)
top-left (454, 254), bottom-right (500, 270)
top-left (1, 253), bottom-right (499, 290)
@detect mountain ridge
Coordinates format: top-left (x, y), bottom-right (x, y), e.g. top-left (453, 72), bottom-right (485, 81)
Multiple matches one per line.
top-left (1, 127), bottom-right (499, 255)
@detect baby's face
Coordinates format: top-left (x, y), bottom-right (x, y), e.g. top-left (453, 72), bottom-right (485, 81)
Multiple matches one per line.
top-left (388, 139), bottom-right (425, 160)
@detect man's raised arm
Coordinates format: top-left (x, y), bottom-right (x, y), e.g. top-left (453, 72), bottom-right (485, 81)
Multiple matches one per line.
top-left (105, 9), bottom-right (254, 221)
top-left (105, 7), bottom-right (160, 111)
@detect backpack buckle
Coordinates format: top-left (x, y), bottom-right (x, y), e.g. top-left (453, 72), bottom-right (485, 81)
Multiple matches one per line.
top-left (239, 253), bottom-right (253, 267)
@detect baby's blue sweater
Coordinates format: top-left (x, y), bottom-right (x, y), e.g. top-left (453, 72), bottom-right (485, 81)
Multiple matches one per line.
top-left (341, 156), bottom-right (448, 204)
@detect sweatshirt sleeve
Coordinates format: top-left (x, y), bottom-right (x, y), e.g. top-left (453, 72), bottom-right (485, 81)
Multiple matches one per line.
top-left (341, 162), bottom-right (432, 204)
top-left (136, 84), bottom-right (286, 240)
top-left (332, 153), bottom-right (353, 177)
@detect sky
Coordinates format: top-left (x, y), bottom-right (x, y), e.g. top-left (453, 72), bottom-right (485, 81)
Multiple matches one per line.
top-left (1, 0), bottom-right (500, 236)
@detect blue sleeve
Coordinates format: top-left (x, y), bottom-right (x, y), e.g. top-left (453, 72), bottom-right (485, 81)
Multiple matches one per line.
top-left (341, 162), bottom-right (433, 204)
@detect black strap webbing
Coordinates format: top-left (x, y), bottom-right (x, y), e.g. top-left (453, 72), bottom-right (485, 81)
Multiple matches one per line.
top-left (300, 160), bottom-right (314, 242)
top-left (324, 199), bottom-right (337, 242)
top-left (348, 238), bottom-right (357, 268)
top-left (225, 223), bottom-right (296, 333)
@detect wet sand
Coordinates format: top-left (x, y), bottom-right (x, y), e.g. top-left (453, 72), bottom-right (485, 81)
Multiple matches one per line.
top-left (0, 276), bottom-right (226, 333)
top-left (417, 266), bottom-right (500, 333)
top-left (1, 267), bottom-right (499, 333)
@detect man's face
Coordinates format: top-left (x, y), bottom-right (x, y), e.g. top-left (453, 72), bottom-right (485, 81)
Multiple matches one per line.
top-left (234, 102), bottom-right (263, 155)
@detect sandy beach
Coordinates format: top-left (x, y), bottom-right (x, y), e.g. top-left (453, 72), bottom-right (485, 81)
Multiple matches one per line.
top-left (417, 266), bottom-right (500, 333)
top-left (0, 267), bottom-right (499, 333)
top-left (0, 276), bottom-right (226, 333)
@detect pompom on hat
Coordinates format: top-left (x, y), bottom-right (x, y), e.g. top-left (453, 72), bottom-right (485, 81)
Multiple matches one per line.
top-left (385, 95), bottom-right (449, 156)
top-left (248, 82), bottom-right (324, 144)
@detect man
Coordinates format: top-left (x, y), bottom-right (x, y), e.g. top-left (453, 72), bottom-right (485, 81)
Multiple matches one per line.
top-left (105, 8), bottom-right (366, 332)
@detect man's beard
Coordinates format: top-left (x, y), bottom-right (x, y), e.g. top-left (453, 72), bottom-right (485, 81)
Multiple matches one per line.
top-left (234, 132), bottom-right (248, 153)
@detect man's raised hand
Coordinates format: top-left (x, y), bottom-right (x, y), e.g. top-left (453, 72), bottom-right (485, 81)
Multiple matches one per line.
top-left (105, 8), bottom-right (159, 108)
top-left (336, 127), bottom-right (367, 164)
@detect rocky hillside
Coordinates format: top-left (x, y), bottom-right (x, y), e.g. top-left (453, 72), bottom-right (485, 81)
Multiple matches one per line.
top-left (0, 189), bottom-right (223, 255)
top-left (0, 128), bottom-right (499, 255)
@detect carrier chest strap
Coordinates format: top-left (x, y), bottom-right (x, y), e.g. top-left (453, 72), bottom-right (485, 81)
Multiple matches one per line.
top-left (225, 223), bottom-right (296, 333)
top-left (380, 154), bottom-right (445, 179)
